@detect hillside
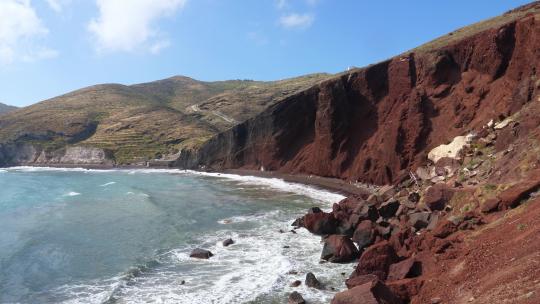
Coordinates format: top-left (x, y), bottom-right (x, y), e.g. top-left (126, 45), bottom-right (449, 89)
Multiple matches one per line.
top-left (178, 1), bottom-right (540, 185)
top-left (0, 103), bottom-right (17, 115)
top-left (0, 74), bottom-right (330, 164)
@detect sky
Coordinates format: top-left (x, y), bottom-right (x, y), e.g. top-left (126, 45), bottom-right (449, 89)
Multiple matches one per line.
top-left (0, 0), bottom-right (533, 107)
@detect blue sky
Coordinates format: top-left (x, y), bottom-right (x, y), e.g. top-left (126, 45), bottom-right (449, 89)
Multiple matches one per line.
top-left (0, 0), bottom-right (532, 107)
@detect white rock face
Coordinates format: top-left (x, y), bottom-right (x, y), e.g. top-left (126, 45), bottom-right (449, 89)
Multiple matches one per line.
top-left (34, 146), bottom-right (113, 165)
top-left (494, 117), bottom-right (513, 130)
top-left (428, 134), bottom-right (474, 164)
top-left (60, 147), bottom-right (111, 164)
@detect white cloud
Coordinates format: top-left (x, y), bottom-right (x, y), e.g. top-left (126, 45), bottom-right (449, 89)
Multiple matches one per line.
top-left (88, 0), bottom-right (186, 53)
top-left (0, 0), bottom-right (56, 64)
top-left (277, 0), bottom-right (319, 9)
top-left (46, 0), bottom-right (71, 12)
top-left (46, 0), bottom-right (61, 12)
top-left (279, 13), bottom-right (314, 30)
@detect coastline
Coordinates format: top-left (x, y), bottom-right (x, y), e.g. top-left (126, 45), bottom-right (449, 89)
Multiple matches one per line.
top-left (4, 163), bottom-right (374, 198)
top-left (1, 164), bottom-right (358, 303)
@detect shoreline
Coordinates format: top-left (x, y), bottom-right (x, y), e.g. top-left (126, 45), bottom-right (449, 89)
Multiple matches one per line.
top-left (4, 164), bottom-right (374, 198)
top-left (2, 164), bottom-right (358, 303)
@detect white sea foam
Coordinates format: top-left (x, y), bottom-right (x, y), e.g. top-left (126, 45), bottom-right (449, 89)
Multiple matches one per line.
top-left (60, 216), bottom-right (350, 304)
top-left (6, 166), bottom-right (350, 303)
top-left (0, 169), bottom-right (7, 173)
top-left (64, 192), bottom-right (81, 197)
top-left (186, 171), bottom-right (346, 205)
top-left (6, 166), bottom-right (345, 206)
top-left (100, 182), bottom-right (116, 187)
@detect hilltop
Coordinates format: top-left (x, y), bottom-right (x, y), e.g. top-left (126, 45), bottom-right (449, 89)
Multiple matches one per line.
top-left (0, 103), bottom-right (17, 115)
top-left (0, 74), bottom-right (330, 164)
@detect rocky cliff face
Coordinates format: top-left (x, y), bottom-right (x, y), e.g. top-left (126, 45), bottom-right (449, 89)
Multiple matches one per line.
top-left (0, 144), bottom-right (114, 167)
top-left (177, 7), bottom-right (540, 185)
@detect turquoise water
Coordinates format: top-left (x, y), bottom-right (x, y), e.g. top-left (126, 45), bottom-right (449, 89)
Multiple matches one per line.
top-left (0, 167), bottom-right (350, 304)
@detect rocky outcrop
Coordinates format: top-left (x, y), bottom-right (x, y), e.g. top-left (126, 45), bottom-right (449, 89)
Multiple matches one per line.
top-left (0, 143), bottom-right (114, 167)
top-left (177, 6), bottom-right (540, 185)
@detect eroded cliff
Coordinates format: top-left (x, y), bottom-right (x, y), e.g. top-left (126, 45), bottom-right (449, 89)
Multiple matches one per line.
top-left (177, 4), bottom-right (540, 185)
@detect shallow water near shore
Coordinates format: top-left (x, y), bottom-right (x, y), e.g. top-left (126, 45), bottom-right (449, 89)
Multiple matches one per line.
top-left (0, 167), bottom-right (351, 304)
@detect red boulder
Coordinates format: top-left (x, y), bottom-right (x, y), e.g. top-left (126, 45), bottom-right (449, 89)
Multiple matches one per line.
top-left (352, 241), bottom-right (399, 280)
top-left (321, 235), bottom-right (359, 263)
top-left (331, 280), bottom-right (402, 304)
top-left (303, 212), bottom-right (337, 235)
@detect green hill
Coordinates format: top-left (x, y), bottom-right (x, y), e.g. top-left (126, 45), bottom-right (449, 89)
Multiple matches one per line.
top-left (0, 74), bottom-right (331, 164)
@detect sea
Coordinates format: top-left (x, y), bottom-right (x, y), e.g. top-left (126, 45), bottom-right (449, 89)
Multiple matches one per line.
top-left (0, 167), bottom-right (353, 304)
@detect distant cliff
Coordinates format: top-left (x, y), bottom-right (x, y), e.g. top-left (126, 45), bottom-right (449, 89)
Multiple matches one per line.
top-left (0, 144), bottom-right (114, 167)
top-left (176, 2), bottom-right (540, 185)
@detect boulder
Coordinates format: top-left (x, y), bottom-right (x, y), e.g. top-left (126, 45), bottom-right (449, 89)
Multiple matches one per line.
top-left (189, 248), bottom-right (213, 259)
top-left (337, 196), bottom-right (365, 213)
top-left (498, 175), bottom-right (540, 209)
top-left (321, 235), bottom-right (359, 263)
top-left (291, 217), bottom-right (304, 227)
top-left (353, 204), bottom-right (379, 222)
top-left (366, 194), bottom-right (382, 206)
top-left (222, 238), bottom-right (234, 247)
top-left (305, 272), bottom-right (322, 289)
top-left (426, 213), bottom-right (439, 231)
top-left (378, 199), bottom-right (400, 218)
top-left (303, 212), bottom-right (337, 235)
top-left (480, 198), bottom-right (501, 213)
top-left (308, 207), bottom-right (323, 213)
top-left (345, 274), bottom-right (379, 289)
top-left (415, 167), bottom-right (431, 181)
top-left (387, 278), bottom-right (423, 303)
top-left (352, 220), bottom-right (375, 250)
top-left (427, 134), bottom-right (473, 163)
top-left (353, 241), bottom-right (398, 280)
top-left (424, 184), bottom-right (454, 211)
top-left (290, 280), bottom-right (302, 287)
top-left (432, 219), bottom-right (458, 238)
top-left (288, 291), bottom-right (306, 304)
top-left (331, 281), bottom-right (402, 304)
top-left (387, 258), bottom-right (422, 281)
top-left (408, 212), bottom-right (431, 230)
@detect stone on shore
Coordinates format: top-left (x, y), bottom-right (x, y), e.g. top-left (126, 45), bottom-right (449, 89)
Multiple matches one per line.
top-left (321, 235), bottom-right (359, 263)
top-left (288, 291), bottom-right (306, 304)
top-left (290, 280), bottom-right (302, 287)
top-left (189, 248), bottom-right (213, 259)
top-left (303, 212), bottom-right (337, 235)
top-left (222, 238), bottom-right (234, 247)
top-left (352, 220), bottom-right (375, 250)
top-left (345, 274), bottom-right (379, 289)
top-left (305, 272), bottom-right (322, 289)
top-left (331, 280), bottom-right (402, 304)
top-left (352, 241), bottom-right (398, 281)
top-left (387, 258), bottom-right (422, 281)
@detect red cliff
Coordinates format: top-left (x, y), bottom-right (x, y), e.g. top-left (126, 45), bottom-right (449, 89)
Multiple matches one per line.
top-left (178, 3), bottom-right (540, 185)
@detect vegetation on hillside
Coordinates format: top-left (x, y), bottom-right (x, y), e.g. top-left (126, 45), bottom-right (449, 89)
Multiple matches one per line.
top-left (0, 74), bottom-right (331, 164)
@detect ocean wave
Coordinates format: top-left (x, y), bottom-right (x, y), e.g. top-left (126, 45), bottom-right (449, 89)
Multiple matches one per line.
top-left (6, 166), bottom-right (345, 206)
top-left (187, 171), bottom-right (346, 205)
top-left (100, 182), bottom-right (116, 187)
